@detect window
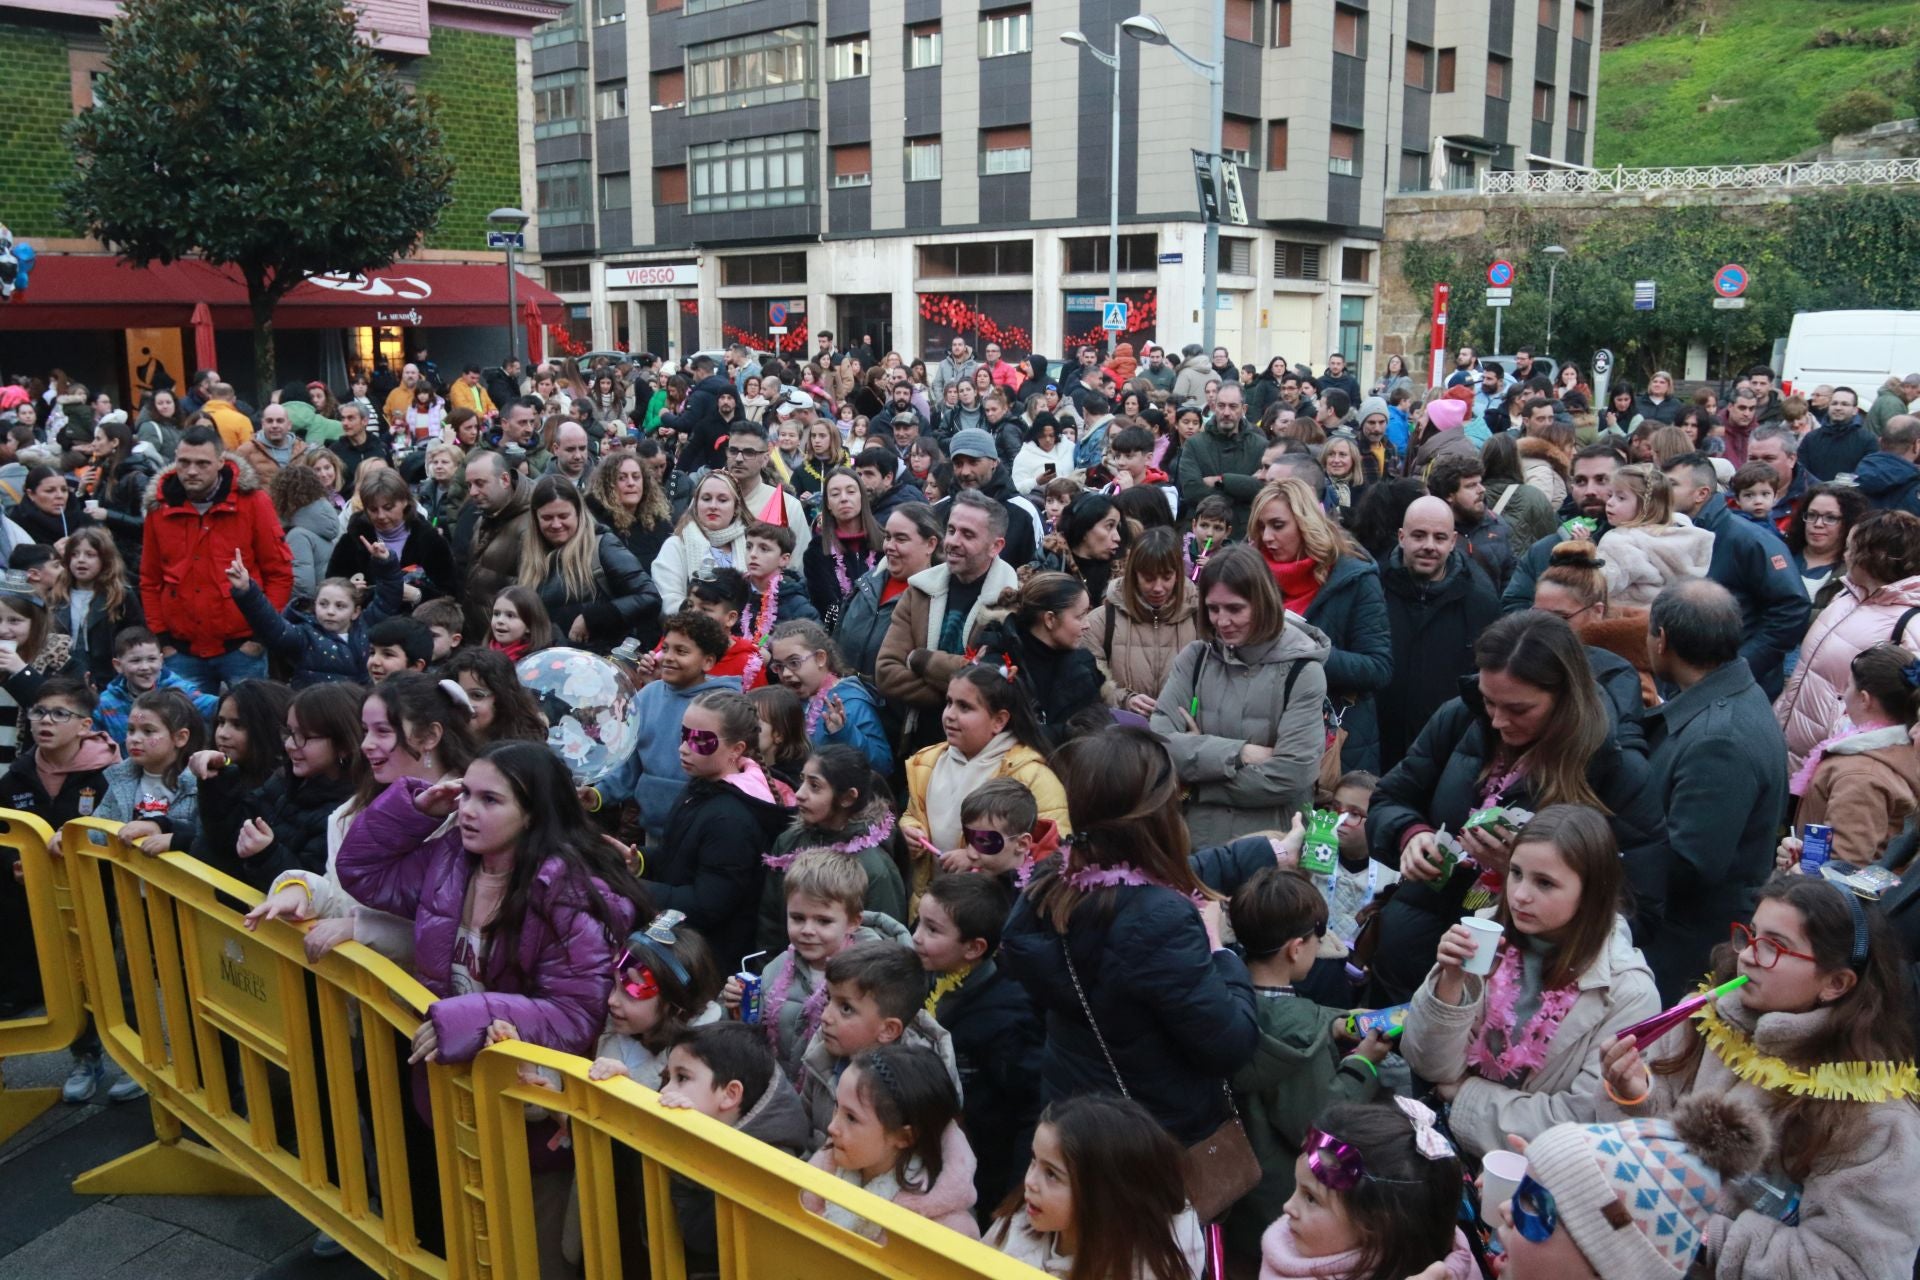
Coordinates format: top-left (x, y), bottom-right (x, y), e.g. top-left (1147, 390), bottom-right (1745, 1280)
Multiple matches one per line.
top-left (918, 242), bottom-right (1033, 276)
top-left (1329, 127), bottom-right (1360, 176)
top-left (1487, 55), bottom-right (1510, 99)
top-left (979, 10), bottom-right (1031, 57)
top-left (597, 82), bottom-right (628, 120)
top-left (655, 167), bottom-right (688, 205)
top-left (906, 137), bottom-right (942, 182)
top-left (1538, 0), bottom-right (1558, 27)
top-left (546, 264), bottom-right (592, 293)
top-left (688, 132), bottom-right (814, 213)
top-left (1221, 116), bottom-right (1255, 167)
top-left (1341, 247), bottom-right (1373, 283)
top-left (1225, 0), bottom-right (1255, 43)
top-left (651, 69), bottom-right (685, 109)
top-left (1267, 119), bottom-right (1289, 170)
top-left (828, 37), bottom-right (871, 80)
top-left (67, 47), bottom-right (108, 112)
top-left (685, 0), bottom-right (752, 15)
top-left (599, 174), bottom-right (632, 210)
top-left (832, 144), bottom-right (873, 187)
top-left (1573, 2), bottom-right (1594, 40)
top-left (1398, 150), bottom-right (1429, 191)
top-left (686, 27), bottom-right (815, 116)
top-left (1063, 233), bottom-right (1158, 274)
top-left (720, 253), bottom-right (807, 286)
top-left (1568, 92), bottom-right (1589, 132)
top-left (1333, 6), bottom-right (1363, 56)
top-left (979, 126), bottom-right (1032, 174)
top-left (1533, 82), bottom-right (1554, 123)
top-left (1274, 241), bottom-right (1323, 281)
top-left (1404, 42), bottom-right (1431, 90)
top-left (650, 0), bottom-right (681, 13)
top-left (594, 0), bottom-right (625, 22)
top-left (533, 71), bottom-right (585, 139)
top-left (537, 161), bottom-right (590, 225)
top-left (1338, 296), bottom-right (1365, 366)
top-left (1271, 0), bottom-right (1291, 47)
top-left (909, 24), bottom-right (942, 69)
top-left (1218, 238), bottom-right (1254, 275)
top-left (1437, 47), bottom-right (1456, 92)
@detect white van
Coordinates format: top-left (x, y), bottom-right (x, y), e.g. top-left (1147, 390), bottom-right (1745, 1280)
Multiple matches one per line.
top-left (1781, 311), bottom-right (1920, 395)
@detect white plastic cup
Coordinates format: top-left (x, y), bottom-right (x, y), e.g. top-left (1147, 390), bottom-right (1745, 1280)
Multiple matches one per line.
top-left (1460, 917), bottom-right (1506, 976)
top-left (1480, 1149), bottom-right (1528, 1217)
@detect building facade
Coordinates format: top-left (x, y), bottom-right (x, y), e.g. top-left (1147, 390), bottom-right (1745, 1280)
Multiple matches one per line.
top-left (534, 0), bottom-right (1599, 377)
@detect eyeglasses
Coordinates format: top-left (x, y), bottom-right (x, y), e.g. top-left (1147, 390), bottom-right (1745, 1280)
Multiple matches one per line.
top-left (1803, 512), bottom-right (1843, 526)
top-left (1303, 1128), bottom-right (1425, 1192)
top-left (283, 729), bottom-right (320, 748)
top-left (1732, 921), bottom-right (1817, 969)
top-left (963, 826), bottom-right (1007, 856)
top-left (725, 446), bottom-right (767, 459)
top-left (26, 707), bottom-right (83, 723)
top-left (680, 725), bottom-right (720, 756)
top-left (1511, 1175), bottom-right (1559, 1244)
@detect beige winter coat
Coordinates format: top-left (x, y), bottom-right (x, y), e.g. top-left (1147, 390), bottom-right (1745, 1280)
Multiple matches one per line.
top-left (1084, 579), bottom-right (1201, 707)
top-left (1595, 514), bottom-right (1714, 606)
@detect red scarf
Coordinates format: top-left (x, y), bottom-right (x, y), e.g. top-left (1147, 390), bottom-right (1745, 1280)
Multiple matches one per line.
top-left (1266, 555), bottom-right (1321, 616)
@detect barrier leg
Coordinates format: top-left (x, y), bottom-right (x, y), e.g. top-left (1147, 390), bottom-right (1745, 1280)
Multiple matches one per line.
top-left (0, 1076), bottom-right (60, 1146)
top-left (72, 1099), bottom-right (266, 1197)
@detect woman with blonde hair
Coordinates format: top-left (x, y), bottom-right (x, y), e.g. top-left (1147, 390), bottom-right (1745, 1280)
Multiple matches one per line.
top-left (517, 474), bottom-right (661, 652)
top-left (1592, 462), bottom-right (1713, 605)
top-left (652, 470), bottom-right (750, 613)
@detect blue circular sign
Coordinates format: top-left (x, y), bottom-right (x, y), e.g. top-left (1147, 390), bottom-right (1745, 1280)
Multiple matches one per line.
top-left (1714, 264), bottom-right (1749, 298)
top-left (769, 301), bottom-right (789, 325)
top-left (1488, 260), bottom-right (1515, 287)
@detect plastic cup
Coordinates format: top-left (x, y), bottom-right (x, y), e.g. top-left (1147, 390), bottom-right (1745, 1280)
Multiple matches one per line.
top-left (1480, 1150), bottom-right (1528, 1224)
top-left (1460, 917), bottom-right (1505, 976)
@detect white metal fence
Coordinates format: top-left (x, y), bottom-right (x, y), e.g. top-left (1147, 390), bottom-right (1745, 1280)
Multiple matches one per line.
top-left (1480, 157), bottom-right (1920, 196)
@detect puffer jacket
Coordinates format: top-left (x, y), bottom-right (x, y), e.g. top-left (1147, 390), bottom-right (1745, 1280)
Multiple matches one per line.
top-left (901, 740), bottom-right (1069, 899)
top-left (533, 532), bottom-right (663, 653)
top-left (336, 777), bottom-right (638, 1063)
top-left (1148, 615), bottom-right (1332, 845)
top-left (1083, 579), bottom-right (1200, 709)
top-left (1594, 514), bottom-right (1714, 606)
top-left (834, 563), bottom-right (907, 682)
top-left (234, 552), bottom-right (403, 686)
top-left (1401, 916), bottom-right (1660, 1159)
top-left (644, 760), bottom-right (791, 966)
top-left (1302, 554), bottom-right (1394, 774)
top-left (1171, 353), bottom-right (1214, 405)
top-left (97, 448), bottom-right (161, 577)
top-left (1794, 723), bottom-right (1920, 868)
top-left (284, 498), bottom-right (345, 603)
top-left (1774, 574), bottom-right (1920, 774)
top-left (140, 457), bottom-right (295, 657)
top-left (1517, 436), bottom-right (1570, 509)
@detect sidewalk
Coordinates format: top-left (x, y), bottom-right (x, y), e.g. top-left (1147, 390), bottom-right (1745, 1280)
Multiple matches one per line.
top-left (0, 1047), bottom-right (374, 1279)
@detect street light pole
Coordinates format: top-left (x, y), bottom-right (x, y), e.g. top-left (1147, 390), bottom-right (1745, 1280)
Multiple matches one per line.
top-left (1543, 243), bottom-right (1568, 353)
top-left (1061, 26), bottom-right (1124, 356)
top-left (489, 206), bottom-right (531, 368)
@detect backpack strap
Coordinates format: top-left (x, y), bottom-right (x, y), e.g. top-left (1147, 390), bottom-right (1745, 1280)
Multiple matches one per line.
top-left (1895, 606), bottom-right (1920, 648)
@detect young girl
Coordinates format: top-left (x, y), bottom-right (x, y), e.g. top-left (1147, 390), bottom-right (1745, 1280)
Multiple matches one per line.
top-left (99, 688), bottom-right (203, 856)
top-left (653, 471), bottom-right (749, 614)
top-left (1084, 527), bottom-right (1200, 720)
top-left (1400, 805), bottom-right (1660, 1160)
top-left (792, 419), bottom-right (848, 507)
top-left (227, 683), bottom-right (367, 892)
top-left (756, 746), bottom-right (910, 949)
top-left (50, 528), bottom-right (141, 688)
top-left (588, 911), bottom-right (726, 1089)
top-left (1599, 875), bottom-right (1920, 1279)
top-left (230, 543), bottom-right (404, 687)
top-left (1778, 643), bottom-right (1920, 869)
top-left (488, 585), bottom-right (553, 663)
top-left (443, 647), bottom-right (549, 744)
top-left (0, 579), bottom-right (74, 766)
top-left (1260, 1099), bottom-right (1474, 1280)
top-left (187, 680), bottom-right (294, 886)
top-left (989, 1094), bottom-right (1205, 1279)
top-left (768, 620), bottom-right (893, 775)
top-left (747, 683), bottom-right (810, 790)
top-left (1591, 463), bottom-right (1713, 606)
top-left (901, 665), bottom-right (1071, 905)
top-left (801, 468), bottom-right (880, 627)
top-left (803, 1043), bottom-right (981, 1241)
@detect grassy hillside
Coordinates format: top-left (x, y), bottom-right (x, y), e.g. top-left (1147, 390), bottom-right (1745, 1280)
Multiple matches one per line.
top-left (1596, 0), bottom-right (1916, 167)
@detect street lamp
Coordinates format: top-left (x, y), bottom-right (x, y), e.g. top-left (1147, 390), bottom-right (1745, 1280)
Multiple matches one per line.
top-left (1061, 27), bottom-right (1123, 356)
top-left (489, 206), bottom-right (531, 366)
top-left (1542, 243), bottom-right (1568, 353)
top-left (1124, 13), bottom-right (1224, 352)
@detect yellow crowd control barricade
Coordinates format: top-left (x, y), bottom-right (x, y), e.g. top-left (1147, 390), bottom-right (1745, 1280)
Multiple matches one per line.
top-left (0, 811), bottom-right (84, 1144)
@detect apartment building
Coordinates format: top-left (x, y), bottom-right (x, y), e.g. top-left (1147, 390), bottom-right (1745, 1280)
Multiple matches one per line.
top-left (533, 0), bottom-right (1599, 377)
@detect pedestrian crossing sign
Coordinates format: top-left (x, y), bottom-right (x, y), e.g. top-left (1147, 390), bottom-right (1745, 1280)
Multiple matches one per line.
top-left (1102, 301), bottom-right (1127, 330)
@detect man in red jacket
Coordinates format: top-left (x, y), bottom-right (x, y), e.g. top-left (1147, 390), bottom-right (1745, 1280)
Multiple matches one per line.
top-left (140, 426), bottom-right (294, 691)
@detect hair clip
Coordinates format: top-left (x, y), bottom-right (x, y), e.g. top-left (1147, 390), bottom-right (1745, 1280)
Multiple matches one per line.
top-left (862, 1050), bottom-right (901, 1098)
top-left (1395, 1096), bottom-right (1456, 1161)
top-left (1902, 658), bottom-right (1920, 690)
top-left (438, 678), bottom-right (475, 714)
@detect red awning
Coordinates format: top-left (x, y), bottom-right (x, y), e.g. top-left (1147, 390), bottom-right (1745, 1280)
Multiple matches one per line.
top-left (0, 256), bottom-right (565, 330)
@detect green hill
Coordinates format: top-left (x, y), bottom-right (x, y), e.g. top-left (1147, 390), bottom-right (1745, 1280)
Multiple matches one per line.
top-left (1596, 0), bottom-right (1916, 167)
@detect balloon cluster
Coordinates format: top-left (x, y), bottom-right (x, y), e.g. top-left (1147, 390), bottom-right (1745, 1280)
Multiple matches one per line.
top-left (0, 224), bottom-right (36, 301)
top-left (514, 647), bottom-right (641, 784)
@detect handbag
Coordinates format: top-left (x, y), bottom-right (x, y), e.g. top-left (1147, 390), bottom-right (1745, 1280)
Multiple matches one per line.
top-left (1060, 934), bottom-right (1261, 1223)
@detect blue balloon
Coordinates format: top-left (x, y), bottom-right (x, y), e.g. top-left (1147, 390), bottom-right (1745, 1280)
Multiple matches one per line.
top-left (13, 243), bottom-right (32, 291)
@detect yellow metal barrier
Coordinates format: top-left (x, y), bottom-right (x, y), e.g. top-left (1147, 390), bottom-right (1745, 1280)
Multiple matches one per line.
top-left (0, 811), bottom-right (84, 1144)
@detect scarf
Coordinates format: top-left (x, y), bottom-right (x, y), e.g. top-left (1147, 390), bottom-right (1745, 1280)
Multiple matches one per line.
top-left (925, 730), bottom-right (1015, 853)
top-left (1266, 555), bottom-right (1321, 616)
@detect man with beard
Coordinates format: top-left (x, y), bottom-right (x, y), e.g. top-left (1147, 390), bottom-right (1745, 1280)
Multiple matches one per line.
top-left (1501, 444), bottom-right (1624, 610)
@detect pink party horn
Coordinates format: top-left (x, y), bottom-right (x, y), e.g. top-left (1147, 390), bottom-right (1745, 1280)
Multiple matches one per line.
top-left (1617, 974), bottom-right (1749, 1049)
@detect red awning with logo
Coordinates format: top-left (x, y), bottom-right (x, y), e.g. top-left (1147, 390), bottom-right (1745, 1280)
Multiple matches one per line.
top-left (0, 256), bottom-right (564, 330)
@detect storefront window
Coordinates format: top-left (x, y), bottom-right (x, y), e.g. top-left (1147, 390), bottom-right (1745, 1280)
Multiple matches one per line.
top-left (917, 290), bottom-right (1033, 362)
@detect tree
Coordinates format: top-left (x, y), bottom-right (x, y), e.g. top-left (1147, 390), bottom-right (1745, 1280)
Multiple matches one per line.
top-left (60, 0), bottom-right (454, 396)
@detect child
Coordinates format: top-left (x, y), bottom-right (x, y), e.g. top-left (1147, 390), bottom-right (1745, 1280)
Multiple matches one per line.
top-left (442, 647), bottom-right (548, 744)
top-left (767, 619), bottom-right (893, 775)
top-left (1223, 866), bottom-right (1388, 1262)
top-left (800, 941), bottom-right (962, 1147)
top-left (0, 575), bottom-right (75, 765)
top-left (640, 689), bottom-right (790, 968)
top-left (1778, 643), bottom-right (1920, 868)
top-left (801, 1043), bottom-right (980, 1241)
top-left (51, 527), bottom-right (140, 688)
top-left (97, 688), bottom-right (203, 856)
top-left (1103, 426), bottom-right (1179, 517)
top-left (746, 683), bottom-right (809, 790)
top-left (1041, 476), bottom-right (1084, 536)
top-left (366, 616), bottom-right (434, 681)
top-left (94, 627), bottom-right (218, 750)
top-left (934, 777), bottom-right (1062, 883)
top-left (740, 520), bottom-right (821, 643)
top-left (1730, 461), bottom-right (1779, 525)
top-left (915, 873), bottom-right (1044, 1220)
top-left (411, 596), bottom-right (465, 662)
top-left (587, 910), bottom-right (726, 1089)
top-left (1185, 494), bottom-right (1234, 579)
top-left (686, 567), bottom-right (770, 690)
top-left (487, 584), bottom-right (552, 663)
top-left (1592, 462), bottom-right (1712, 605)
top-left (1259, 1099), bottom-right (1475, 1279)
top-left (988, 1094), bottom-right (1205, 1278)
top-left (1, 677), bottom-right (118, 826)
top-left (757, 746), bottom-right (910, 949)
top-left (1322, 771), bottom-right (1395, 952)
top-left (228, 541), bottom-right (403, 688)
top-left (655, 470), bottom-right (750, 615)
top-left (602, 609), bottom-right (739, 849)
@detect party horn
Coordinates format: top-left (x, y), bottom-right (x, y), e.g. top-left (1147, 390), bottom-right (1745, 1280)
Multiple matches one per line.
top-left (1616, 974), bottom-right (1749, 1049)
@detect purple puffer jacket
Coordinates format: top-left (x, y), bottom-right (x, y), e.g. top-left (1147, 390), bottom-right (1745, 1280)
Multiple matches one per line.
top-left (337, 778), bottom-right (637, 1064)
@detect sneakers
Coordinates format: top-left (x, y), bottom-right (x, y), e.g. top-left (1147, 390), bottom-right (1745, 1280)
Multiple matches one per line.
top-left (106, 1073), bottom-right (147, 1103)
top-left (310, 1233), bottom-right (347, 1258)
top-left (62, 1056), bottom-right (103, 1104)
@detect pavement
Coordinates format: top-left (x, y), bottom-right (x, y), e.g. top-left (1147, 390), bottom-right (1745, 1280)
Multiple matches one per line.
top-left (0, 1046), bottom-right (376, 1279)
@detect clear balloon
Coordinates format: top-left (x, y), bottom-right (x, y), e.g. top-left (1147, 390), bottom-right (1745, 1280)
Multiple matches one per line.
top-left (514, 647), bottom-right (640, 784)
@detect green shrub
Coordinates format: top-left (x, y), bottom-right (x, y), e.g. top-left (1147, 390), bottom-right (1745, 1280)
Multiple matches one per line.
top-left (1815, 88), bottom-right (1897, 137)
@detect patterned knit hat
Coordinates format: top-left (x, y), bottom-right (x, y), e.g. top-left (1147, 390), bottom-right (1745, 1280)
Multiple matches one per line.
top-left (1522, 1094), bottom-right (1770, 1279)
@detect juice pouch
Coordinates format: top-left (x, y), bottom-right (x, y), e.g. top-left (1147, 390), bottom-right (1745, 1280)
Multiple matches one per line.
top-left (1300, 810), bottom-right (1343, 876)
top-left (1343, 1004), bottom-right (1410, 1039)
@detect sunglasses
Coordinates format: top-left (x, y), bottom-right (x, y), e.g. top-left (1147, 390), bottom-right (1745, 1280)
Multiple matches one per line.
top-left (963, 826), bottom-right (1007, 856)
top-left (1511, 1175), bottom-right (1559, 1244)
top-left (1303, 1128), bottom-right (1424, 1193)
top-left (680, 726), bottom-right (720, 755)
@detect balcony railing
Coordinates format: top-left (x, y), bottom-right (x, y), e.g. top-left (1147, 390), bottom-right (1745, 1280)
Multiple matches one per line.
top-left (1481, 157), bottom-right (1920, 195)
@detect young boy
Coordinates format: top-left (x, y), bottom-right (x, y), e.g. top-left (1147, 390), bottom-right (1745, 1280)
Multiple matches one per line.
top-left (411, 597), bottom-right (465, 662)
top-left (739, 521), bottom-right (820, 635)
top-left (6, 677), bottom-right (119, 824)
top-left (799, 941), bottom-right (961, 1148)
top-left (365, 616), bottom-right (434, 682)
top-left (686, 568), bottom-right (769, 690)
top-left (1185, 493), bottom-right (1234, 578)
top-left (95, 627), bottom-right (218, 748)
top-left (1222, 865), bottom-right (1388, 1262)
top-left (935, 778), bottom-right (1060, 882)
top-left (1730, 461), bottom-right (1779, 526)
top-left (1103, 426), bottom-right (1179, 516)
top-left (229, 546), bottom-right (403, 688)
top-left (1040, 476), bottom-right (1084, 535)
top-left (914, 873), bottom-right (1042, 1219)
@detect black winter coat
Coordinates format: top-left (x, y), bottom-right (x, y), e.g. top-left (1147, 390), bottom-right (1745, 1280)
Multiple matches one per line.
top-left (99, 453), bottom-right (160, 577)
top-left (870, 475), bottom-right (928, 523)
top-left (1377, 549), bottom-right (1501, 772)
top-left (644, 772), bottom-right (789, 967)
top-left (1798, 415), bottom-right (1875, 482)
top-left (189, 766), bottom-right (290, 885)
top-left (931, 957), bottom-right (1044, 1216)
top-left (932, 468), bottom-right (1040, 568)
top-left (327, 513), bottom-right (457, 601)
top-left (660, 374), bottom-right (735, 473)
top-left (64, 590), bottom-right (144, 691)
top-left (534, 532), bottom-right (663, 653)
top-left (1302, 555), bottom-right (1393, 774)
top-left (739, 569), bottom-right (820, 637)
top-left (226, 774), bottom-right (355, 893)
top-left (585, 495), bottom-right (674, 577)
top-left (972, 617), bottom-right (1107, 748)
top-left (801, 536), bottom-right (877, 629)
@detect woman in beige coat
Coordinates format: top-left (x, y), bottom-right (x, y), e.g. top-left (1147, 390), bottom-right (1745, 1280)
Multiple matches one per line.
top-left (1082, 526), bottom-right (1199, 717)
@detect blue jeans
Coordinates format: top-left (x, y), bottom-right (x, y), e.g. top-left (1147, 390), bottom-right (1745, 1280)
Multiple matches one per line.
top-left (166, 647), bottom-right (267, 693)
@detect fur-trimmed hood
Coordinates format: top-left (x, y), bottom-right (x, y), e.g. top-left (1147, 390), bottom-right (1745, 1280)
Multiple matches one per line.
top-left (144, 452), bottom-right (267, 513)
top-left (1517, 432), bottom-right (1572, 473)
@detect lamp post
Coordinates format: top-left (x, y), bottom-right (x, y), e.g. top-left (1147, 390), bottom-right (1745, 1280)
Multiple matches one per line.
top-left (1543, 243), bottom-right (1567, 353)
top-left (488, 206), bottom-right (531, 366)
top-left (1123, 13), bottom-right (1224, 353)
top-left (1061, 26), bottom-right (1123, 356)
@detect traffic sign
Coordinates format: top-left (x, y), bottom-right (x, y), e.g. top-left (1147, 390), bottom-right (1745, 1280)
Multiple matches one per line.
top-left (1633, 280), bottom-right (1657, 311)
top-left (486, 230), bottom-right (525, 250)
top-left (1101, 301), bottom-right (1128, 331)
top-left (1485, 292), bottom-right (1512, 309)
top-left (1485, 286), bottom-right (1513, 299)
top-left (1712, 297), bottom-right (1748, 310)
top-left (1714, 264), bottom-right (1749, 298)
top-left (1487, 260), bottom-right (1515, 288)
top-left (1592, 348), bottom-right (1614, 376)
top-left (768, 301), bottom-right (789, 326)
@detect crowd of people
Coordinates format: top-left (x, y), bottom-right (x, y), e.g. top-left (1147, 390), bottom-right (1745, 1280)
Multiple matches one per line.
top-left (3, 334), bottom-right (1920, 1280)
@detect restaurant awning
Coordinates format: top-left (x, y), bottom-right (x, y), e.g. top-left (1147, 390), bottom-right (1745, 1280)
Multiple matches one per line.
top-left (0, 256), bottom-right (565, 330)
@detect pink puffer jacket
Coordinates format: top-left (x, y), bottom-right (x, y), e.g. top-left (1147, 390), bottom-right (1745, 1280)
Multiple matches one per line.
top-left (1774, 574), bottom-right (1920, 774)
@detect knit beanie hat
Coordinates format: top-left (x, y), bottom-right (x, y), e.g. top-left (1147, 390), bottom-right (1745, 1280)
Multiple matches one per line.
top-left (1357, 396), bottom-right (1389, 425)
top-left (1523, 1094), bottom-right (1770, 1279)
top-left (1426, 398), bottom-right (1468, 433)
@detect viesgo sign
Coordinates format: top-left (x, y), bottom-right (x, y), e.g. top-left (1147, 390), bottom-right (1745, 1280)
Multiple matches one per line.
top-left (606, 263), bottom-right (699, 289)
